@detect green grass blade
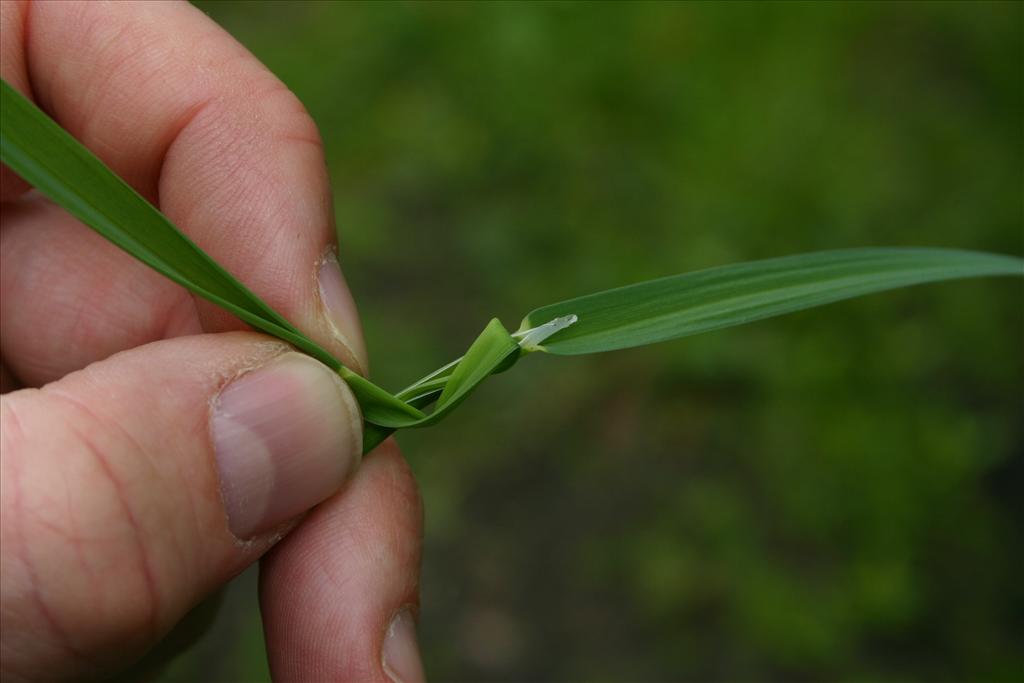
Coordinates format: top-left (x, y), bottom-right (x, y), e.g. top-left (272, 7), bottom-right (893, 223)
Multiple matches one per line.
top-left (520, 248), bottom-right (1024, 355)
top-left (0, 78), bottom-right (424, 432)
top-left (0, 80), bottom-right (339, 368)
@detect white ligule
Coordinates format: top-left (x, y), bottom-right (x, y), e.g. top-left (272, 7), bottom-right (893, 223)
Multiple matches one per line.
top-left (515, 314), bottom-right (579, 351)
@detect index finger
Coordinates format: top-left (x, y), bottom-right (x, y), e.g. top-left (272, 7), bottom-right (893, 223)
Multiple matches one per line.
top-left (1, 0), bottom-right (366, 371)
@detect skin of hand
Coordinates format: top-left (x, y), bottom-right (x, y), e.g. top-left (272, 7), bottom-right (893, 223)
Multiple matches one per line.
top-left (0, 2), bottom-right (426, 681)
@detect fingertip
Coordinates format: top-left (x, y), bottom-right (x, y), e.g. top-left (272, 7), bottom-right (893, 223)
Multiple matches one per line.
top-left (316, 249), bottom-right (370, 375)
top-left (382, 607), bottom-right (426, 683)
top-left (260, 440), bottom-right (424, 682)
top-left (212, 352), bottom-right (363, 539)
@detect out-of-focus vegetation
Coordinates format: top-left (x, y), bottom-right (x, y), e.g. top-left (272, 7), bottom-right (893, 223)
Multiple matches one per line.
top-left (168, 2), bottom-right (1022, 681)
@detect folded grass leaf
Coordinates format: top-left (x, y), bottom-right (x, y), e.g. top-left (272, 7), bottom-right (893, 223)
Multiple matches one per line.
top-left (3, 77), bottom-right (1021, 457)
top-left (0, 78), bottom-right (526, 451)
top-left (361, 319), bottom-right (520, 452)
top-left (357, 318), bottom-right (519, 430)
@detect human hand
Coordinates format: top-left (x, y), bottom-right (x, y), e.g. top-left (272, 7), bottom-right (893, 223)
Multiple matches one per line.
top-left (0, 2), bottom-right (424, 681)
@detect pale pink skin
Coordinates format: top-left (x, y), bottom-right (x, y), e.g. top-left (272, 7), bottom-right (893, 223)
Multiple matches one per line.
top-left (1, 2), bottom-right (423, 680)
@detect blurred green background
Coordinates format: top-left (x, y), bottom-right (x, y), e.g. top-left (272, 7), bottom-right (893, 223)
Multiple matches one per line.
top-left (168, 2), bottom-right (1023, 681)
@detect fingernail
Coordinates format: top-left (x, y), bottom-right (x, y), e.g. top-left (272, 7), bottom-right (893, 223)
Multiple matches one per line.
top-left (318, 252), bottom-right (368, 374)
top-left (212, 352), bottom-right (362, 539)
top-left (382, 609), bottom-right (425, 683)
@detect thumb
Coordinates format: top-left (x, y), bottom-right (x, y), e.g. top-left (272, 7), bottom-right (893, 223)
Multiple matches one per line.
top-left (0, 333), bottom-right (362, 680)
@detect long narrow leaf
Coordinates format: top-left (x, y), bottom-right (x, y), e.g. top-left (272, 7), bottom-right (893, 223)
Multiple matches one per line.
top-left (0, 80), bottom-right (336, 368)
top-left (0, 78), bottom-right (421, 435)
top-left (520, 248), bottom-right (1024, 355)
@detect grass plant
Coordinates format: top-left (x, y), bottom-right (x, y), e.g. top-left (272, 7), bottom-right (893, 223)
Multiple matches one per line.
top-left (2, 77), bottom-right (1021, 455)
